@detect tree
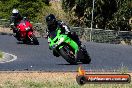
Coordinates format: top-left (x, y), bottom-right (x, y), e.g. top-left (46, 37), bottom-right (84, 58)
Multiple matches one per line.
top-left (106, 0), bottom-right (132, 31)
top-left (0, 0), bottom-right (48, 21)
top-left (42, 0), bottom-right (50, 5)
top-left (62, 0), bottom-right (131, 31)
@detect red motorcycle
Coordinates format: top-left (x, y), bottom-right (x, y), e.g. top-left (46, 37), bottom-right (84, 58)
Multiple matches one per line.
top-left (15, 20), bottom-right (39, 45)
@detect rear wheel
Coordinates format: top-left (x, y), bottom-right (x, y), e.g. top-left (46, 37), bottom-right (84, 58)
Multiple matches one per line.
top-left (78, 47), bottom-right (91, 64)
top-left (59, 45), bottom-right (77, 65)
top-left (31, 34), bottom-right (39, 45)
top-left (81, 53), bottom-right (91, 64)
top-left (23, 39), bottom-right (28, 44)
top-left (53, 50), bottom-right (60, 57)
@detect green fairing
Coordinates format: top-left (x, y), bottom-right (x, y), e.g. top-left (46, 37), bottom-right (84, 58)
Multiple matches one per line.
top-left (48, 28), bottom-right (79, 54)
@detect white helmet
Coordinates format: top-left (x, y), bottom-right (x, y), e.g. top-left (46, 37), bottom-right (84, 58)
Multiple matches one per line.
top-left (12, 9), bottom-right (19, 14)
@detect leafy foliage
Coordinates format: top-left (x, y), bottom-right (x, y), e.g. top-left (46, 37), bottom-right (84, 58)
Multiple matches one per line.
top-left (62, 0), bottom-right (132, 31)
top-left (0, 51), bottom-right (3, 59)
top-left (0, 0), bottom-right (49, 21)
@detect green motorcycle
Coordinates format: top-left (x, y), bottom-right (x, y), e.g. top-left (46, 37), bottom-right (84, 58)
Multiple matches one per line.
top-left (48, 28), bottom-right (91, 64)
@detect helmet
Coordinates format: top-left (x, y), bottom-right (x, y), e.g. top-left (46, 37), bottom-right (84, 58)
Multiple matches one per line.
top-left (12, 9), bottom-right (19, 13)
top-left (46, 14), bottom-right (56, 26)
top-left (12, 9), bottom-right (19, 16)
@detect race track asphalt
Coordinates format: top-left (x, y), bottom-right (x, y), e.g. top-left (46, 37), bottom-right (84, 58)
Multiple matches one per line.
top-left (0, 35), bottom-right (132, 71)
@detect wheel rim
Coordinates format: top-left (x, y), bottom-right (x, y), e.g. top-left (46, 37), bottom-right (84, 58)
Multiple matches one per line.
top-left (63, 46), bottom-right (75, 60)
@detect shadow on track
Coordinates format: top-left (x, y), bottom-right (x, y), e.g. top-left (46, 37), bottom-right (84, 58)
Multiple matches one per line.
top-left (57, 62), bottom-right (91, 65)
top-left (16, 41), bottom-right (39, 45)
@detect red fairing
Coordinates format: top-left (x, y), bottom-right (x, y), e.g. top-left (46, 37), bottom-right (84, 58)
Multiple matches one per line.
top-left (27, 31), bottom-right (33, 38)
top-left (14, 19), bottom-right (39, 45)
top-left (16, 20), bottom-right (33, 39)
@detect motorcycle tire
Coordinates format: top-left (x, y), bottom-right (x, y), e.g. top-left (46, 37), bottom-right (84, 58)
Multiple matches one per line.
top-left (53, 50), bottom-right (60, 57)
top-left (81, 54), bottom-right (91, 64)
top-left (80, 48), bottom-right (91, 64)
top-left (59, 46), bottom-right (77, 65)
top-left (31, 34), bottom-right (39, 45)
top-left (23, 39), bottom-right (29, 44)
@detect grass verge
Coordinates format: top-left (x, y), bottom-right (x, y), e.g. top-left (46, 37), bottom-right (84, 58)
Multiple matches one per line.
top-left (0, 72), bottom-right (131, 88)
top-left (0, 50), bottom-right (3, 59)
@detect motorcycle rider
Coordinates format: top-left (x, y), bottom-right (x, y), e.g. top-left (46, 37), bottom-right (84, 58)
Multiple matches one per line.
top-left (10, 9), bottom-right (23, 39)
top-left (45, 14), bottom-right (83, 57)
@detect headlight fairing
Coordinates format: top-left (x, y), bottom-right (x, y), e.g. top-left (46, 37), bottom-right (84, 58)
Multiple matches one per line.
top-left (58, 37), bottom-right (64, 45)
top-left (25, 27), bottom-right (30, 31)
top-left (51, 37), bottom-right (64, 49)
top-left (52, 44), bottom-right (58, 49)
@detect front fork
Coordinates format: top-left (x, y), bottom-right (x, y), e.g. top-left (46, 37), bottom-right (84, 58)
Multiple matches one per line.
top-left (27, 31), bottom-right (33, 41)
top-left (60, 44), bottom-right (78, 59)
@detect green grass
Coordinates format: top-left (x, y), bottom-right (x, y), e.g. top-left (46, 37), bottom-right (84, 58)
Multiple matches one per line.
top-left (0, 79), bottom-right (131, 88)
top-left (0, 50), bottom-right (3, 59)
top-left (4, 81), bottom-right (17, 88)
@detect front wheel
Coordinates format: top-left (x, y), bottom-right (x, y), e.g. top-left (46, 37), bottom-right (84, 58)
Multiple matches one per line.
top-left (59, 46), bottom-right (77, 65)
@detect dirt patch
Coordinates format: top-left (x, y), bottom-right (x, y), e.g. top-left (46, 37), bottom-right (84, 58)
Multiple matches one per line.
top-left (0, 27), bottom-right (12, 34)
top-left (0, 72), bottom-right (131, 83)
top-left (0, 72), bottom-right (131, 88)
top-left (0, 72), bottom-right (76, 84)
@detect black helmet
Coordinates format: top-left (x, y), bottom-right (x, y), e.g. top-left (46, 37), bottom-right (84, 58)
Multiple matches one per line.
top-left (46, 14), bottom-right (56, 25)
